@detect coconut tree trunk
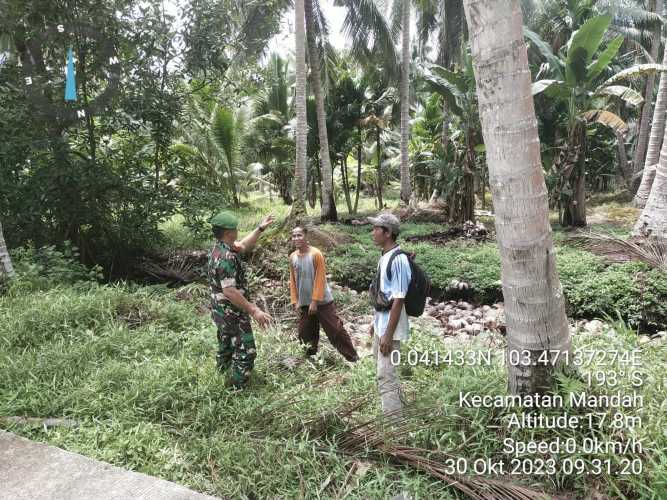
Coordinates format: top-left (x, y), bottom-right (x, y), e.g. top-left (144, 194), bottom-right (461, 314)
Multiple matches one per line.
top-left (309, 162), bottom-right (318, 209)
top-left (354, 136), bottom-right (362, 213)
top-left (305, 0), bottom-right (337, 221)
top-left (441, 99), bottom-right (450, 151)
top-left (633, 132), bottom-right (667, 240)
top-left (341, 158), bottom-right (353, 213)
top-left (376, 125), bottom-right (383, 208)
top-left (292, 0), bottom-right (308, 217)
top-left (461, 133), bottom-right (475, 222)
top-left (315, 158), bottom-right (323, 207)
top-left (561, 120), bottom-right (587, 227)
top-left (615, 130), bottom-right (633, 189)
top-left (635, 3), bottom-right (667, 206)
top-left (399, 0), bottom-right (412, 205)
top-left (634, 165), bottom-right (658, 209)
top-left (0, 219), bottom-right (15, 279)
top-left (464, 0), bottom-right (571, 395)
top-left (633, 0), bottom-right (663, 176)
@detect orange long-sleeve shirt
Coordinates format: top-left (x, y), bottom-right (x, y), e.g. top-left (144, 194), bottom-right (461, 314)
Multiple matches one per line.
top-left (289, 246), bottom-right (333, 306)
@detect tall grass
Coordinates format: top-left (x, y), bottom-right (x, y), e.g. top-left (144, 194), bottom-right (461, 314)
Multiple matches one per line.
top-left (1, 282), bottom-right (665, 498)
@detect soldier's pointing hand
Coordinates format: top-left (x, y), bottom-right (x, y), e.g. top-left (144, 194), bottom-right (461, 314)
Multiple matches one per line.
top-left (258, 214), bottom-right (275, 231)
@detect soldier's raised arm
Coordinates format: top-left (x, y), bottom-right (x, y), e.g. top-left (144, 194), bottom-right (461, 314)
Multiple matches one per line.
top-left (234, 214), bottom-right (275, 253)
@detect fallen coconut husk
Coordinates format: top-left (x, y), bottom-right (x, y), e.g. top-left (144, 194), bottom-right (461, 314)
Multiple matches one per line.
top-left (426, 299), bottom-right (506, 339)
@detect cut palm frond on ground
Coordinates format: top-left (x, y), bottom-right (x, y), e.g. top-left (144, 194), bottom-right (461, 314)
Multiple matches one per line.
top-left (570, 232), bottom-right (667, 271)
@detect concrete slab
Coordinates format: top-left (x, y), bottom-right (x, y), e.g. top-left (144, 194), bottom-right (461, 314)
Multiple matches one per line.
top-left (0, 430), bottom-right (219, 500)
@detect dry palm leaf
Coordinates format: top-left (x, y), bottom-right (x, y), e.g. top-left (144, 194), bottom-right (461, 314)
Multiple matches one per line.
top-left (572, 232), bottom-right (666, 272)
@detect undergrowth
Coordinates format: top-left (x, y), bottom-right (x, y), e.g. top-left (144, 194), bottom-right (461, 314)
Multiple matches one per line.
top-left (0, 281), bottom-right (665, 499)
top-left (328, 227), bottom-right (667, 331)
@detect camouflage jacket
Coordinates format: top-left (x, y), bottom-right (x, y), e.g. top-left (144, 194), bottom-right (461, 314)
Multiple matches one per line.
top-left (207, 240), bottom-right (249, 319)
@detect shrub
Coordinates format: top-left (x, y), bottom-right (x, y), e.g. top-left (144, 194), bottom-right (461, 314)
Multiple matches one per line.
top-left (329, 243), bottom-right (378, 292)
top-left (329, 238), bottom-right (667, 330)
top-left (330, 241), bottom-right (503, 302)
top-left (8, 242), bottom-right (103, 292)
top-left (406, 242), bottom-right (502, 303)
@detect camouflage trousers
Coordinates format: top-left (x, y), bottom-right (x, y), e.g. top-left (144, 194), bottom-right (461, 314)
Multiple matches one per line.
top-left (213, 309), bottom-right (257, 389)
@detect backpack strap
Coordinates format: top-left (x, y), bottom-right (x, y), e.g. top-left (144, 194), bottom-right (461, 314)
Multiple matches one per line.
top-left (385, 249), bottom-right (407, 282)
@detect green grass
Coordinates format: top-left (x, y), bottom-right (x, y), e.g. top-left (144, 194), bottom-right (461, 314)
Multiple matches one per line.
top-left (1, 281), bottom-right (665, 499)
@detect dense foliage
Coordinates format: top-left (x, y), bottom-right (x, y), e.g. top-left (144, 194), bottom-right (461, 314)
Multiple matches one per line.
top-left (2, 0), bottom-right (664, 272)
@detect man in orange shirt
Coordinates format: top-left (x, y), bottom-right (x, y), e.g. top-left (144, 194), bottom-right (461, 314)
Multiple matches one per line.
top-left (289, 226), bottom-right (359, 362)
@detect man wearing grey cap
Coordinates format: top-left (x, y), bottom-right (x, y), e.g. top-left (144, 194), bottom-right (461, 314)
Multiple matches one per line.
top-left (368, 212), bottom-right (411, 417)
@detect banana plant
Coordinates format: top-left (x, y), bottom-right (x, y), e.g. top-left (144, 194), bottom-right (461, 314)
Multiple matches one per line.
top-left (526, 14), bottom-right (667, 226)
top-left (421, 46), bottom-right (480, 223)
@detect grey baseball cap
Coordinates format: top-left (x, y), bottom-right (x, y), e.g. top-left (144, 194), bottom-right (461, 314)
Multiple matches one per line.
top-left (368, 212), bottom-right (401, 234)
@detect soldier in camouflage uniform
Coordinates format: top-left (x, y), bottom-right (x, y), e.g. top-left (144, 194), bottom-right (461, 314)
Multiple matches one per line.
top-left (208, 211), bottom-right (274, 389)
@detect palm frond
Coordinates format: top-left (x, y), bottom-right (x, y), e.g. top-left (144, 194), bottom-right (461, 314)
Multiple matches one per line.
top-left (597, 0), bottom-right (664, 32)
top-left (414, 0), bottom-right (438, 57)
top-left (572, 232), bottom-right (667, 272)
top-left (236, 0), bottom-right (293, 61)
top-left (334, 0), bottom-right (400, 79)
top-left (212, 106), bottom-right (236, 169)
top-left (275, 394), bottom-right (550, 500)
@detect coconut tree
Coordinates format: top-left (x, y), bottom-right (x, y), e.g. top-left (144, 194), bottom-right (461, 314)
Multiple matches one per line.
top-left (0, 220), bottom-right (14, 279)
top-left (293, 0), bottom-right (308, 218)
top-left (413, 0), bottom-right (466, 152)
top-left (212, 107), bottom-right (242, 207)
top-left (170, 96), bottom-right (250, 209)
top-left (244, 54), bottom-right (296, 204)
top-left (304, 0), bottom-right (336, 221)
top-left (334, 0), bottom-right (399, 75)
top-left (399, 0), bottom-right (412, 204)
top-left (282, 0), bottom-right (401, 216)
top-left (633, 0), bottom-right (664, 178)
top-left (335, 0), bottom-right (407, 205)
top-left (464, 0), bottom-right (570, 394)
top-left (633, 129), bottom-right (667, 239)
top-left (635, 2), bottom-right (667, 208)
top-left (359, 76), bottom-right (397, 210)
top-left (528, 14), bottom-right (667, 226)
top-left (326, 63), bottom-right (368, 214)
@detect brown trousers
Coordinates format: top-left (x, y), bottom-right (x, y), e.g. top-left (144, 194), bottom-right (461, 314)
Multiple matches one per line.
top-left (298, 302), bottom-right (359, 361)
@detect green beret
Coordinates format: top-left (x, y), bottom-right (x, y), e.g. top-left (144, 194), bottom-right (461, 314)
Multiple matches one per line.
top-left (209, 210), bottom-right (239, 229)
